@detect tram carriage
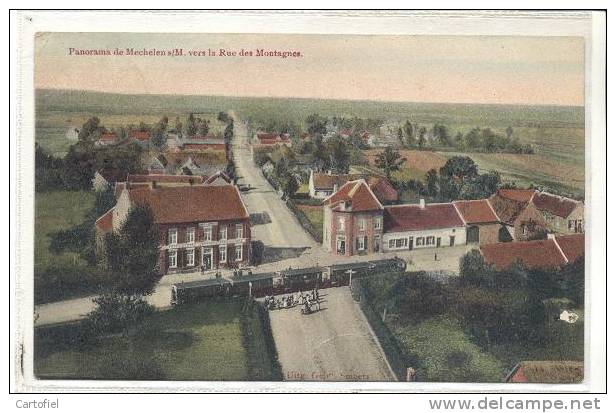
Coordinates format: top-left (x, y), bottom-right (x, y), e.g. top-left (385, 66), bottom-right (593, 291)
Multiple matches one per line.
top-left (171, 258), bottom-right (407, 306)
top-left (279, 266), bottom-right (324, 293)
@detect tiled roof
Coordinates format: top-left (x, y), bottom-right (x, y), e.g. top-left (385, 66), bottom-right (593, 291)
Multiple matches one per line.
top-left (497, 189), bottom-right (536, 203)
top-left (183, 143), bottom-right (226, 151)
top-left (99, 132), bottom-right (116, 141)
top-left (480, 239), bottom-right (568, 270)
top-left (506, 361), bottom-right (583, 384)
top-left (257, 133), bottom-right (290, 143)
top-left (312, 173), bottom-right (362, 190)
top-left (128, 130), bottom-right (150, 141)
top-left (126, 174), bottom-right (207, 185)
top-left (367, 176), bottom-right (399, 203)
top-left (384, 203), bottom-right (465, 232)
top-left (127, 185), bottom-right (249, 224)
top-left (454, 199), bottom-right (499, 224)
top-left (556, 234), bottom-right (585, 263)
top-left (488, 193), bottom-right (529, 225)
top-left (324, 180), bottom-right (383, 212)
top-left (204, 171), bottom-right (232, 184)
top-left (95, 208), bottom-right (114, 233)
top-left (533, 192), bottom-right (580, 218)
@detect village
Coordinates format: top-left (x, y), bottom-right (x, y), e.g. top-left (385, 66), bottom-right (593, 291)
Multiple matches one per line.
top-left (32, 105), bottom-right (586, 384)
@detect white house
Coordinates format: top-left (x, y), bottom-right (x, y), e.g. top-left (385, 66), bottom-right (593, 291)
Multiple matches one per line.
top-left (382, 200), bottom-right (467, 252)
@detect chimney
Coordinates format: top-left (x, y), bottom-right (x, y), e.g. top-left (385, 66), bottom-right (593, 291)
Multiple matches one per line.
top-left (419, 198), bottom-right (425, 209)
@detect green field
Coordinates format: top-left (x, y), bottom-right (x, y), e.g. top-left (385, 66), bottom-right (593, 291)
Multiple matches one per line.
top-left (35, 299), bottom-right (281, 381)
top-left (36, 88), bottom-right (585, 196)
top-left (35, 190), bottom-right (95, 272)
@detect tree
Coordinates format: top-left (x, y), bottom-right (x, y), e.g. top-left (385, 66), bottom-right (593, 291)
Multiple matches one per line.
top-left (418, 127), bottom-right (427, 147)
top-left (506, 126), bottom-right (514, 139)
top-left (186, 113), bottom-right (197, 137)
top-left (280, 173), bottom-right (299, 200)
top-left (217, 111), bottom-right (230, 123)
top-left (105, 205), bottom-right (160, 298)
top-left (374, 147), bottom-right (406, 180)
top-left (151, 116), bottom-right (168, 148)
top-left (78, 117), bottom-right (102, 142)
top-left (305, 113), bottom-right (327, 137)
top-left (327, 136), bottom-right (351, 174)
top-left (174, 116), bottom-right (183, 134)
top-left (432, 123), bottom-right (452, 146)
top-left (439, 156), bottom-right (478, 180)
top-left (425, 169), bottom-right (439, 197)
top-left (459, 249), bottom-right (492, 287)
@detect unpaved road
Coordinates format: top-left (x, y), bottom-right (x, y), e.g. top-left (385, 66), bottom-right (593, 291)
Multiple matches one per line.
top-left (268, 287), bottom-right (395, 381)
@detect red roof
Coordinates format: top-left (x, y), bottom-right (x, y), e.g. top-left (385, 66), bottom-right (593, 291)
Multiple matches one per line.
top-left (95, 208), bottom-right (114, 233)
top-left (340, 128), bottom-right (353, 137)
top-left (183, 143), bottom-right (226, 151)
top-left (556, 234), bottom-right (585, 263)
top-left (454, 199), bottom-right (499, 224)
top-left (127, 185), bottom-right (248, 224)
top-left (384, 203), bottom-right (465, 232)
top-left (324, 180), bottom-right (383, 212)
top-left (480, 239), bottom-right (568, 270)
top-left (126, 174), bottom-right (206, 185)
top-left (533, 192), bottom-right (580, 218)
top-left (497, 189), bottom-right (536, 203)
top-left (128, 130), bottom-right (150, 141)
top-left (99, 132), bottom-right (116, 142)
top-left (257, 133), bottom-right (290, 143)
top-left (367, 176), bottom-right (398, 203)
top-left (312, 173), bottom-right (362, 190)
top-left (204, 171), bottom-right (232, 184)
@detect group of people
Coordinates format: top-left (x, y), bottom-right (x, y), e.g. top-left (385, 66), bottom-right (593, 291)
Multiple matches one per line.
top-left (265, 289), bottom-right (320, 314)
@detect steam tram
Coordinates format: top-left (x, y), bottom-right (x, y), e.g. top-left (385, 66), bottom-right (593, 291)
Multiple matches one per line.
top-left (171, 257), bottom-right (406, 306)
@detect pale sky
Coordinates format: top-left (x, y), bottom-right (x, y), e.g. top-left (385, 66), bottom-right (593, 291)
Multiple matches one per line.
top-left (35, 33), bottom-right (585, 106)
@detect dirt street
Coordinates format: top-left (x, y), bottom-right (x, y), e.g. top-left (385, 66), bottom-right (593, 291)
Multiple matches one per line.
top-left (268, 287), bottom-right (395, 382)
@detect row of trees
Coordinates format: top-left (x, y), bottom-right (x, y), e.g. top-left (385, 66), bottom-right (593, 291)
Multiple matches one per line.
top-left (403, 156), bottom-right (501, 202)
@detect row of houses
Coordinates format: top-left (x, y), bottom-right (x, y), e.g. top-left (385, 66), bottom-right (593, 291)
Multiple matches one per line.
top-left (321, 179), bottom-right (584, 268)
top-left (94, 172), bottom-right (249, 275)
top-left (97, 130), bottom-right (228, 154)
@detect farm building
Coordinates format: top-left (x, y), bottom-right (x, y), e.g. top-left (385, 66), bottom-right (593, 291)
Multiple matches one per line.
top-left (96, 132), bottom-right (117, 146)
top-left (309, 170), bottom-right (398, 204)
top-left (253, 132), bottom-right (291, 147)
top-left (488, 189), bottom-right (548, 242)
top-left (479, 233), bottom-right (584, 271)
top-left (453, 199), bottom-right (501, 245)
top-left (505, 361), bottom-right (583, 383)
top-left (532, 191), bottom-right (584, 234)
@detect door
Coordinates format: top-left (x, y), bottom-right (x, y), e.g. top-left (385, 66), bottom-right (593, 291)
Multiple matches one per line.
top-left (449, 236), bottom-right (455, 246)
top-left (437, 237), bottom-right (441, 248)
top-left (202, 247), bottom-right (213, 270)
top-left (408, 237), bottom-right (414, 250)
top-left (337, 237), bottom-right (346, 255)
top-left (467, 226), bottom-right (479, 244)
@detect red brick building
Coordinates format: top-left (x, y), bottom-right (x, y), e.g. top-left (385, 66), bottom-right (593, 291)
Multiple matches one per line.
top-left (322, 179), bottom-right (384, 256)
top-left (96, 184), bottom-right (250, 274)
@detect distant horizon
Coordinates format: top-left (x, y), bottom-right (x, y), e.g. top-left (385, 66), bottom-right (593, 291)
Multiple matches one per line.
top-left (36, 87), bottom-right (585, 109)
top-left (35, 33), bottom-right (585, 107)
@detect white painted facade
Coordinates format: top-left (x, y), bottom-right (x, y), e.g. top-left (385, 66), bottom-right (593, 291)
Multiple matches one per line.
top-left (382, 225), bottom-right (467, 252)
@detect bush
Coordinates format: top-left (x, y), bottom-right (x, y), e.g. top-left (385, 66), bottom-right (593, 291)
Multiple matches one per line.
top-left (86, 294), bottom-right (155, 335)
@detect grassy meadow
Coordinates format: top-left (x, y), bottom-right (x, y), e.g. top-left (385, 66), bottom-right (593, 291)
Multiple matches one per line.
top-left (35, 299), bottom-right (281, 381)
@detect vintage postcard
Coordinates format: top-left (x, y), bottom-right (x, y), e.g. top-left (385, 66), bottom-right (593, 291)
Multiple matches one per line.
top-left (11, 10), bottom-right (606, 393)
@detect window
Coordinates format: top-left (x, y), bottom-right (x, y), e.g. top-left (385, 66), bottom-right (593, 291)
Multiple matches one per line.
top-left (220, 225), bottom-right (227, 240)
top-left (236, 223), bottom-right (244, 239)
top-left (416, 237), bottom-right (425, 246)
top-left (426, 236), bottom-right (435, 246)
top-left (168, 228), bottom-right (178, 245)
top-left (522, 224), bottom-right (528, 235)
top-left (203, 224), bottom-right (212, 241)
top-left (186, 248), bottom-right (195, 267)
top-left (219, 246), bottom-right (227, 263)
top-left (388, 239), bottom-right (395, 249)
top-left (374, 217), bottom-right (382, 230)
top-left (235, 245), bottom-right (243, 261)
top-left (357, 237), bottom-right (365, 251)
top-left (568, 220), bottom-right (573, 231)
top-left (395, 238), bottom-right (407, 248)
top-left (186, 227), bottom-right (195, 244)
top-left (337, 217), bottom-right (345, 231)
top-left (168, 249), bottom-right (177, 268)
top-left (358, 219), bottom-right (365, 231)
